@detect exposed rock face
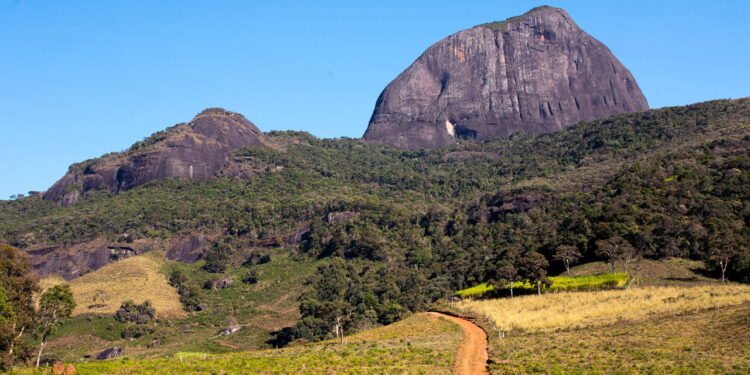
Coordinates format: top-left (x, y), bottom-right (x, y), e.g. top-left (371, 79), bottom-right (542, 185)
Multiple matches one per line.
top-left (27, 238), bottom-right (155, 280)
top-left (166, 234), bottom-right (209, 263)
top-left (326, 211), bottom-right (362, 224)
top-left (206, 277), bottom-right (234, 290)
top-left (96, 347), bottom-right (123, 360)
top-left (363, 6), bottom-right (648, 149)
top-left (44, 109), bottom-right (269, 204)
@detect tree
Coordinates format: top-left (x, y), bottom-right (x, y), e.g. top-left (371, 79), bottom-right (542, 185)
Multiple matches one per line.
top-left (203, 245), bottom-right (231, 273)
top-left (707, 235), bottom-right (741, 283)
top-left (552, 245), bottom-right (582, 275)
top-left (489, 259), bottom-right (519, 298)
top-left (0, 244), bottom-right (39, 370)
top-left (35, 285), bottom-right (75, 368)
top-left (518, 251), bottom-right (549, 295)
top-left (595, 236), bottom-right (638, 272)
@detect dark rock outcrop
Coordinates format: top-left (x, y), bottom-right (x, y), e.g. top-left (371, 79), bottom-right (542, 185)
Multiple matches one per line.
top-left (325, 211), bottom-right (362, 224)
top-left (205, 277), bottom-right (234, 290)
top-left (363, 6), bottom-right (648, 149)
top-left (96, 347), bottom-right (122, 360)
top-left (218, 324), bottom-right (244, 336)
top-left (147, 339), bottom-right (161, 349)
top-left (44, 109), bottom-right (270, 204)
top-left (27, 238), bottom-right (155, 280)
top-left (166, 234), bottom-right (209, 263)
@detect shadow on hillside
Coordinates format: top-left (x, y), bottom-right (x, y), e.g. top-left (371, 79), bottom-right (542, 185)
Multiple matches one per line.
top-left (267, 327), bottom-right (295, 348)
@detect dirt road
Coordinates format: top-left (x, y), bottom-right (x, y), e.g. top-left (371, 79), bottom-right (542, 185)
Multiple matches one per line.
top-left (429, 312), bottom-right (489, 375)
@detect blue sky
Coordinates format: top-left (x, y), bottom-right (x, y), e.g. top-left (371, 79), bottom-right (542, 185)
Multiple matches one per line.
top-left (1, 0), bottom-right (749, 199)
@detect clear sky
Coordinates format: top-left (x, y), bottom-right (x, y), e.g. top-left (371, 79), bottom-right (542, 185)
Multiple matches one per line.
top-left (1, 0), bottom-right (749, 199)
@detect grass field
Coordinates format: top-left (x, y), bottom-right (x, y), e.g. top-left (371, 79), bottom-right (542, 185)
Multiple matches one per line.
top-left (457, 281), bottom-right (750, 374)
top-left (12, 312), bottom-right (462, 375)
top-left (488, 302), bottom-right (750, 374)
top-left (40, 251), bottom-right (184, 318)
top-left (457, 284), bottom-right (750, 332)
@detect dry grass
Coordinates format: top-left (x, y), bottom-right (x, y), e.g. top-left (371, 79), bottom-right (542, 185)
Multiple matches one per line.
top-left (490, 302), bottom-right (750, 374)
top-left (457, 284), bottom-right (750, 332)
top-left (40, 251), bottom-right (184, 318)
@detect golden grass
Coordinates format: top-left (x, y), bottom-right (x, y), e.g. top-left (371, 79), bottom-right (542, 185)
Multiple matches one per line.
top-left (40, 251), bottom-right (184, 318)
top-left (457, 284), bottom-right (750, 333)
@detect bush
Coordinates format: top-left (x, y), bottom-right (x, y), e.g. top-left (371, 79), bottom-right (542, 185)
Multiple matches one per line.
top-left (114, 301), bottom-right (155, 324)
top-left (121, 325), bottom-right (153, 339)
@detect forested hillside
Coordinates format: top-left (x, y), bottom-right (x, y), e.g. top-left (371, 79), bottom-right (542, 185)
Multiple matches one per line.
top-left (1, 98), bottom-right (750, 343)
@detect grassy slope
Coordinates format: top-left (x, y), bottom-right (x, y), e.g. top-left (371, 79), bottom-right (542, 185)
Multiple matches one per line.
top-left (41, 251), bottom-right (322, 361)
top-left (40, 251), bottom-right (184, 318)
top-left (456, 260), bottom-right (750, 374)
top-left (491, 302), bottom-right (750, 374)
top-left (458, 284), bottom-right (750, 332)
top-left (13, 312), bottom-right (462, 375)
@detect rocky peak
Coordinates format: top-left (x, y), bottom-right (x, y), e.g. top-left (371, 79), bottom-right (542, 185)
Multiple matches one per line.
top-left (43, 109), bottom-right (269, 204)
top-left (363, 6), bottom-right (649, 149)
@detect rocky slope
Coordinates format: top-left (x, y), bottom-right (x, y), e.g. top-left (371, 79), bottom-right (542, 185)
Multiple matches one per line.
top-left (363, 6), bottom-right (649, 149)
top-left (43, 108), bottom-right (270, 205)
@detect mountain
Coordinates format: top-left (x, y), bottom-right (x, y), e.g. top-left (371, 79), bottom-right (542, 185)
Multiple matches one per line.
top-left (43, 108), bottom-right (270, 205)
top-left (363, 6), bottom-right (649, 149)
top-left (2, 98), bottom-right (750, 359)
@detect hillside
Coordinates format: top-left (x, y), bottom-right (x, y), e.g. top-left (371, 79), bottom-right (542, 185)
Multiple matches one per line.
top-left (36, 250), bottom-right (321, 362)
top-left (457, 285), bottom-right (750, 374)
top-left (39, 251), bottom-right (183, 318)
top-left (10, 312), bottom-right (463, 375)
top-left (2, 98), bottom-right (750, 361)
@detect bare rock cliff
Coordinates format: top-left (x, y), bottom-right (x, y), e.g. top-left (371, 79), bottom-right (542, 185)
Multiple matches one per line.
top-left (363, 6), bottom-right (649, 149)
top-left (44, 109), bottom-right (269, 204)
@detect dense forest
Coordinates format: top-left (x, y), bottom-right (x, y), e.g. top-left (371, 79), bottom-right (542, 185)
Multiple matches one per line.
top-left (1, 98), bottom-right (749, 342)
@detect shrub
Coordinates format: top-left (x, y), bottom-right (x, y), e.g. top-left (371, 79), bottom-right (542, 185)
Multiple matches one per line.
top-left (114, 301), bottom-right (155, 324)
top-left (121, 325), bottom-right (153, 339)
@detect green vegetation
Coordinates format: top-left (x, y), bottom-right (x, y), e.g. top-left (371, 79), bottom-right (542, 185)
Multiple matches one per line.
top-left (455, 283), bottom-right (495, 299)
top-left (10, 312), bottom-right (462, 375)
top-left (35, 285), bottom-right (76, 367)
top-left (547, 273), bottom-right (629, 292)
top-left (34, 250), bottom-right (321, 362)
top-left (1, 98), bottom-right (750, 363)
top-left (477, 5), bottom-right (552, 29)
top-left (0, 244), bottom-right (40, 370)
top-left (456, 273), bottom-right (629, 298)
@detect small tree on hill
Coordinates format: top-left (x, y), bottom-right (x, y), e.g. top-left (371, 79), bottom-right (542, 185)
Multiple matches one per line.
top-left (552, 245), bottom-right (582, 275)
top-left (35, 285), bottom-right (75, 368)
top-left (519, 251), bottom-right (549, 295)
top-left (595, 236), bottom-right (638, 272)
top-left (490, 260), bottom-right (520, 298)
top-left (707, 234), bottom-right (742, 283)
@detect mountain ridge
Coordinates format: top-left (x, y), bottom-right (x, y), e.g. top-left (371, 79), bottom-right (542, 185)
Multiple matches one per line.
top-left (43, 109), bottom-right (270, 205)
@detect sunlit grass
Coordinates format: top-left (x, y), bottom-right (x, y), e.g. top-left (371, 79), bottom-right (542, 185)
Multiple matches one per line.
top-left (458, 284), bottom-right (750, 332)
top-left (40, 251), bottom-right (184, 318)
top-left (455, 273), bottom-right (629, 298)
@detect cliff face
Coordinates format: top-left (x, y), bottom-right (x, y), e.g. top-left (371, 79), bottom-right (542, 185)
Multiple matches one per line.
top-left (44, 109), bottom-right (269, 204)
top-left (363, 6), bottom-right (649, 149)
